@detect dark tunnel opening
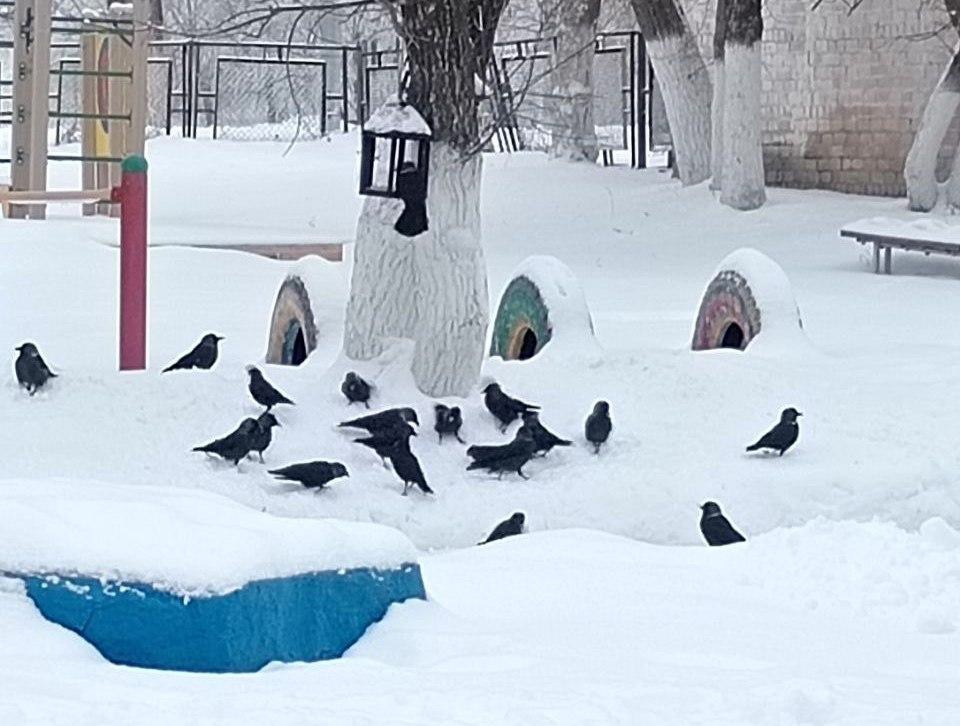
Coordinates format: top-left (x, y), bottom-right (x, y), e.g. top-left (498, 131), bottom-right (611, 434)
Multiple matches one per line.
top-left (720, 322), bottom-right (745, 350)
top-left (517, 328), bottom-right (538, 360)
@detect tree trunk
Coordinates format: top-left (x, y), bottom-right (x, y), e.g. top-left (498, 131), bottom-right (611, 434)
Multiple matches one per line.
top-left (344, 0), bottom-right (505, 397)
top-left (719, 0), bottom-right (765, 210)
top-left (544, 0), bottom-right (602, 162)
top-left (709, 0), bottom-right (727, 191)
top-left (906, 0), bottom-right (960, 211)
top-left (629, 0), bottom-right (712, 185)
top-left (907, 53), bottom-right (960, 211)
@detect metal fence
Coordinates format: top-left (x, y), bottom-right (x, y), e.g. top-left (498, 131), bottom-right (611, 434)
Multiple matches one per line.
top-left (0, 28), bottom-right (671, 162)
top-left (149, 39), bottom-right (362, 141)
top-left (490, 31), bottom-right (658, 168)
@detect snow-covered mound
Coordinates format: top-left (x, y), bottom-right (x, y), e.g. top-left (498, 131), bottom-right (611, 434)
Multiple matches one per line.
top-left (3, 525), bottom-right (957, 723)
top-left (692, 247), bottom-right (809, 355)
top-left (489, 254), bottom-right (599, 361)
top-left (0, 480), bottom-right (418, 595)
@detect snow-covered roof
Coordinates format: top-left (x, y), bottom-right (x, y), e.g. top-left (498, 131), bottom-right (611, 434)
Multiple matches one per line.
top-left (0, 480), bottom-right (419, 596)
top-left (364, 96), bottom-right (431, 137)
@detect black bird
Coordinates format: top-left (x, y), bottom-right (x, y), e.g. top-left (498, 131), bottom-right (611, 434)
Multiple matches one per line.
top-left (339, 407), bottom-right (419, 434)
top-left (162, 333), bottom-right (223, 373)
top-left (269, 461), bottom-right (349, 490)
top-left (393, 161), bottom-right (428, 238)
top-left (521, 411), bottom-right (571, 456)
top-left (14, 342), bottom-right (57, 395)
top-left (341, 371), bottom-right (372, 408)
top-left (699, 501), bottom-right (746, 546)
top-left (434, 404), bottom-right (465, 444)
top-left (585, 400), bottom-right (612, 454)
top-left (249, 411), bottom-right (281, 463)
top-left (193, 417), bottom-right (257, 466)
top-left (746, 408), bottom-right (802, 457)
top-left (482, 382), bottom-right (539, 432)
top-left (354, 422), bottom-right (417, 465)
top-left (467, 427), bottom-right (538, 479)
top-left (247, 366), bottom-right (294, 410)
top-left (479, 512), bottom-right (526, 545)
top-left (386, 440), bottom-right (433, 496)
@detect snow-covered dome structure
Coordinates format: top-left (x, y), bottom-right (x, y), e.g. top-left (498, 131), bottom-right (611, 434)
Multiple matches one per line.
top-left (691, 248), bottom-right (805, 353)
top-left (489, 255), bottom-right (596, 360)
top-left (266, 256), bottom-right (342, 365)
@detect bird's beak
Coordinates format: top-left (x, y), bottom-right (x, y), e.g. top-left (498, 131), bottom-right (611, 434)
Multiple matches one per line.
top-left (14, 346), bottom-right (22, 351)
top-left (275, 421), bottom-right (282, 427)
top-left (344, 471), bottom-right (350, 477)
top-left (411, 430), bottom-right (419, 436)
top-left (797, 412), bottom-right (804, 417)
top-left (216, 336), bottom-right (225, 341)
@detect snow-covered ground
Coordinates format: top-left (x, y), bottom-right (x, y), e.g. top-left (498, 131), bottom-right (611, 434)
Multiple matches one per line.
top-left (1, 133), bottom-right (959, 722)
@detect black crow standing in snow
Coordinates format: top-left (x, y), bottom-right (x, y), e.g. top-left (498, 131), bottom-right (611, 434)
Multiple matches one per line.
top-left (699, 501), bottom-right (746, 546)
top-left (521, 411), bottom-right (571, 456)
top-left (482, 382), bottom-right (539, 432)
top-left (247, 366), bottom-right (294, 410)
top-left (585, 400), bottom-right (612, 454)
top-left (339, 407), bottom-right (419, 434)
top-left (249, 411), bottom-right (281, 463)
top-left (467, 427), bottom-right (538, 479)
top-left (479, 512), bottom-right (526, 545)
top-left (354, 422), bottom-right (417, 466)
top-left (14, 342), bottom-right (57, 395)
top-left (162, 333), bottom-right (223, 373)
top-left (386, 439), bottom-right (433, 496)
top-left (434, 404), bottom-right (465, 444)
top-left (193, 417), bottom-right (257, 466)
top-left (746, 408), bottom-right (802, 457)
top-left (341, 371), bottom-right (372, 408)
top-left (269, 461), bottom-right (349, 490)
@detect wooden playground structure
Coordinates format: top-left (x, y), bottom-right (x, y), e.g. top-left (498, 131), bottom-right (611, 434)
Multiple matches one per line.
top-left (0, 0), bottom-right (148, 218)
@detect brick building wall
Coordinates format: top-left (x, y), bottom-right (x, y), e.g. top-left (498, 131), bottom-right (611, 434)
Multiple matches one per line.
top-left (681, 0), bottom-right (954, 196)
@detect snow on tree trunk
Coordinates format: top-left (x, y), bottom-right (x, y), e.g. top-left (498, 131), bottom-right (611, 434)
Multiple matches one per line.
top-left (709, 0), bottom-right (727, 191)
top-left (343, 0), bottom-right (506, 397)
top-left (906, 52), bottom-right (960, 212)
top-left (719, 0), bottom-right (765, 211)
top-left (545, 0), bottom-right (602, 163)
top-left (629, 0), bottom-right (712, 185)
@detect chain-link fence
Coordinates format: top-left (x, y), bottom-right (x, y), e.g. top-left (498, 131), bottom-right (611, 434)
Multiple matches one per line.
top-left (213, 56), bottom-right (327, 141)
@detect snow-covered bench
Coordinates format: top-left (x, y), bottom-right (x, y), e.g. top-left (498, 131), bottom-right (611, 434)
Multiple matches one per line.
top-left (0, 481), bottom-right (425, 672)
top-left (841, 217), bottom-right (960, 274)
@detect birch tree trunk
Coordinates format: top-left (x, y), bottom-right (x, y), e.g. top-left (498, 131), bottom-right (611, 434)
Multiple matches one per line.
top-left (709, 0), bottom-right (727, 191)
top-left (344, 0), bottom-right (506, 397)
top-left (629, 0), bottom-right (712, 185)
top-left (719, 0), bottom-right (765, 210)
top-left (544, 0), bottom-right (602, 162)
top-left (906, 0), bottom-right (960, 211)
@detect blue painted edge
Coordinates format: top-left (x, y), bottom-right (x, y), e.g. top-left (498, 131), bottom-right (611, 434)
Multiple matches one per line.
top-left (19, 564), bottom-right (425, 673)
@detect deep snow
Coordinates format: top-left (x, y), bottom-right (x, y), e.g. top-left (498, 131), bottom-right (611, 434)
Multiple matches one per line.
top-left (1, 132), bottom-right (959, 722)
top-left (0, 480), bottom-right (418, 594)
top-left (2, 526), bottom-right (958, 724)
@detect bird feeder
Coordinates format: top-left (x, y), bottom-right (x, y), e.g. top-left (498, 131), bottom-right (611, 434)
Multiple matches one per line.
top-left (359, 96), bottom-right (431, 237)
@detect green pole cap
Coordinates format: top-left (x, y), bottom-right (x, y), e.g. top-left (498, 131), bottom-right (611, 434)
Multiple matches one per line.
top-left (122, 155), bottom-right (148, 173)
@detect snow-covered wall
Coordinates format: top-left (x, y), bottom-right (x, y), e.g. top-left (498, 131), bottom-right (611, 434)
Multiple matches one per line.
top-left (681, 0), bottom-right (954, 197)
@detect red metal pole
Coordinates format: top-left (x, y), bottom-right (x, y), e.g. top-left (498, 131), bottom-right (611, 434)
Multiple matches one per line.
top-left (117, 155), bottom-right (148, 371)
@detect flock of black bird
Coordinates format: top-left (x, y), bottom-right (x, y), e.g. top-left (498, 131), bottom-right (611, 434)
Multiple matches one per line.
top-left (13, 334), bottom-right (803, 548)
